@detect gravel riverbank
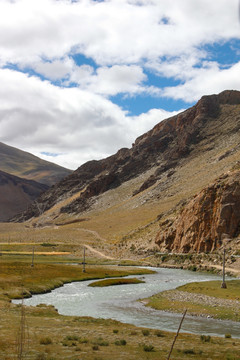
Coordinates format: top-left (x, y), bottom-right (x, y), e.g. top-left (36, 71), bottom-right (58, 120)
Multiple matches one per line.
top-left (162, 290), bottom-right (240, 314)
top-left (155, 289), bottom-right (240, 320)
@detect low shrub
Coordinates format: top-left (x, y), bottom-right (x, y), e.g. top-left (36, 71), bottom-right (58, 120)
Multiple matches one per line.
top-left (142, 329), bottom-right (150, 336)
top-left (79, 338), bottom-right (89, 344)
top-left (62, 340), bottom-right (77, 347)
top-left (154, 330), bottom-right (165, 337)
top-left (182, 349), bottom-right (196, 354)
top-left (143, 344), bottom-right (154, 352)
top-left (225, 334), bottom-right (232, 339)
top-left (65, 335), bottom-right (79, 341)
top-left (130, 330), bottom-right (137, 335)
top-left (115, 339), bottom-right (127, 346)
top-left (200, 335), bottom-right (211, 343)
top-left (92, 338), bottom-right (109, 346)
top-left (40, 337), bottom-right (52, 345)
top-left (113, 329), bottom-right (119, 334)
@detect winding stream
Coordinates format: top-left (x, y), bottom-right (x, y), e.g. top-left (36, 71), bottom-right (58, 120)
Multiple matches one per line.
top-left (13, 267), bottom-right (240, 338)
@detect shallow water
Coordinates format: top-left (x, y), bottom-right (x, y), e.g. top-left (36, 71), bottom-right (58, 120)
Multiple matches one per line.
top-left (13, 267), bottom-right (240, 338)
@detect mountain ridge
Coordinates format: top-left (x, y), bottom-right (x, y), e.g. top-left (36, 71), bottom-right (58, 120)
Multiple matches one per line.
top-left (0, 169), bottom-right (48, 221)
top-left (0, 141), bottom-right (72, 186)
top-left (12, 90), bottom-right (240, 255)
top-left (0, 141), bottom-right (73, 221)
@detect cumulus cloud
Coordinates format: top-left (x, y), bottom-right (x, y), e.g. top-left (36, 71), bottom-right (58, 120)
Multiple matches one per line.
top-left (0, 68), bottom-right (178, 168)
top-left (0, 0), bottom-right (239, 66)
top-left (73, 65), bottom-right (148, 96)
top-left (163, 61), bottom-right (240, 102)
top-left (0, 0), bottom-right (239, 169)
top-left (29, 57), bottom-right (75, 81)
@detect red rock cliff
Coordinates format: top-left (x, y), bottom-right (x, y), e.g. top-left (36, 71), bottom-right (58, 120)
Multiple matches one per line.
top-left (155, 169), bottom-right (240, 253)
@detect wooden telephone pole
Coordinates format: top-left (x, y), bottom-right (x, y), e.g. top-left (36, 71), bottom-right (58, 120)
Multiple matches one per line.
top-left (31, 246), bottom-right (35, 267)
top-left (167, 310), bottom-right (187, 360)
top-left (221, 248), bottom-right (227, 288)
top-left (82, 246), bottom-right (86, 273)
top-left (16, 297), bottom-right (28, 360)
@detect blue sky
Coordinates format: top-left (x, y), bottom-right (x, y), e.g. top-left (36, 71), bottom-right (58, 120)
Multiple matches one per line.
top-left (0, 0), bottom-right (239, 169)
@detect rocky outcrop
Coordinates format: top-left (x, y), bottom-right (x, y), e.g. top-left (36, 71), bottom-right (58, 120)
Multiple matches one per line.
top-left (155, 170), bottom-right (240, 253)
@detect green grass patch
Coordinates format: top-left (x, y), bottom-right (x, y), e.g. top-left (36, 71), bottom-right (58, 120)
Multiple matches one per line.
top-left (144, 280), bottom-right (240, 322)
top-left (0, 259), bottom-right (154, 301)
top-left (88, 277), bottom-right (145, 287)
top-left (178, 280), bottom-right (240, 300)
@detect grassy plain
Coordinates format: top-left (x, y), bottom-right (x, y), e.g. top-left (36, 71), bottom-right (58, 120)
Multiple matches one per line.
top-left (0, 256), bottom-right (153, 300)
top-left (0, 222), bottom-right (240, 358)
top-left (178, 280), bottom-right (240, 300)
top-left (145, 280), bottom-right (240, 322)
top-left (0, 255), bottom-right (240, 358)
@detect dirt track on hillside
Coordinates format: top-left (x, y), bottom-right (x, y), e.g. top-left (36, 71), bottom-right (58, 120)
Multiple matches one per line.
top-left (83, 244), bottom-right (115, 260)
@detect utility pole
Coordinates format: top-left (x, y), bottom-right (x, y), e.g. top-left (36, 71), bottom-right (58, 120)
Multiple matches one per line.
top-left (167, 309), bottom-right (187, 360)
top-left (221, 248), bottom-right (227, 288)
top-left (82, 246), bottom-right (86, 273)
top-left (16, 298), bottom-right (27, 360)
top-left (31, 246), bottom-right (35, 268)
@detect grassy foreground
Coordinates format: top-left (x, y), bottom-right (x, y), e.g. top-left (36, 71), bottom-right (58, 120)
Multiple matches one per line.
top-left (0, 257), bottom-right (240, 359)
top-left (145, 280), bottom-right (240, 322)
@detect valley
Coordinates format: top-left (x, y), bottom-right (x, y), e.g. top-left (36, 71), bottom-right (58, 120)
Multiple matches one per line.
top-left (0, 90), bottom-right (240, 359)
top-left (11, 91), bottom-right (240, 262)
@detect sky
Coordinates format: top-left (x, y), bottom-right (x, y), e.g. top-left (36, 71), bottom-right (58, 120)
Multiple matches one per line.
top-left (0, 0), bottom-right (240, 170)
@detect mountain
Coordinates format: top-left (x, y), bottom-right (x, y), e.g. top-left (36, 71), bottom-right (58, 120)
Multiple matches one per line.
top-left (0, 142), bottom-right (72, 186)
top-left (14, 90), bottom-right (240, 254)
top-left (0, 169), bottom-right (48, 222)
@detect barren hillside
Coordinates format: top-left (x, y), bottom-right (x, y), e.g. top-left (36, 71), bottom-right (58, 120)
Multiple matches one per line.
top-left (0, 141), bottom-right (72, 186)
top-left (0, 170), bottom-right (48, 221)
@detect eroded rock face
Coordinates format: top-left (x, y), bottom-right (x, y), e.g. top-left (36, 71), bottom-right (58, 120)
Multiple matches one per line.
top-left (155, 170), bottom-right (240, 253)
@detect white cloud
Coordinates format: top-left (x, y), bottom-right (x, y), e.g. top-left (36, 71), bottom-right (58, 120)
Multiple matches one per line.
top-left (162, 61), bottom-right (240, 102)
top-left (72, 64), bottom-right (148, 96)
top-left (31, 60), bottom-right (158, 97)
top-left (0, 68), bottom-right (177, 169)
top-left (145, 49), bottom-right (207, 82)
top-left (0, 0), bottom-right (240, 170)
top-left (0, 0), bottom-right (239, 67)
top-left (30, 57), bottom-right (75, 81)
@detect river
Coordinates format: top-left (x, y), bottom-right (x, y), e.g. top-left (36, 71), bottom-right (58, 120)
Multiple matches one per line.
top-left (13, 267), bottom-right (240, 338)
